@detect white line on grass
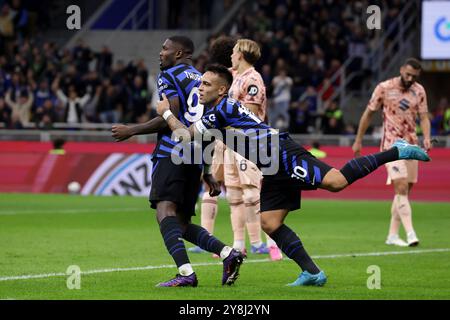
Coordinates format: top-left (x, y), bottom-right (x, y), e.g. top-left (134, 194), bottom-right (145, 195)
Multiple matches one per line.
top-left (0, 208), bottom-right (145, 215)
top-left (1, 248), bottom-right (449, 282)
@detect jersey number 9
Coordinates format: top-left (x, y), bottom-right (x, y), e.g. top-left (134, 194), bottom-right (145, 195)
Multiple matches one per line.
top-left (185, 87), bottom-right (204, 122)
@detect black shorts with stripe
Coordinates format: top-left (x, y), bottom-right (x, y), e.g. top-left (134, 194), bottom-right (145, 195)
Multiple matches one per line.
top-left (260, 137), bottom-right (333, 212)
top-left (149, 157), bottom-right (202, 217)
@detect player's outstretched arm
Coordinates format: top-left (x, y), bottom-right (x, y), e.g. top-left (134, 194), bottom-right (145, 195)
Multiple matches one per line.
top-left (111, 117), bottom-right (167, 142)
top-left (112, 96), bottom-right (181, 142)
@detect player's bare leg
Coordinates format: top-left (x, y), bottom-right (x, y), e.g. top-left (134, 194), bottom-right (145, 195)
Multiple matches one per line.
top-left (227, 186), bottom-right (247, 252)
top-left (242, 185), bottom-right (265, 252)
top-left (385, 178), bottom-right (409, 246)
top-left (201, 184), bottom-right (218, 234)
top-left (387, 197), bottom-right (407, 246)
top-left (242, 185), bottom-right (282, 260)
top-left (392, 179), bottom-right (418, 246)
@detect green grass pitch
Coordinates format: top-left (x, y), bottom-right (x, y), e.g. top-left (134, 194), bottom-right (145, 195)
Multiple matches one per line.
top-left (0, 193), bottom-right (449, 300)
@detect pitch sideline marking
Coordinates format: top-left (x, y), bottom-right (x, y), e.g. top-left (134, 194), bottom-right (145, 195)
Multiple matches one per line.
top-left (1, 248), bottom-right (449, 282)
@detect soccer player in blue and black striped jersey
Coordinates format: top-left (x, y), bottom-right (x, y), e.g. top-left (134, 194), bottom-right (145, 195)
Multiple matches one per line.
top-left (156, 64), bottom-right (431, 287)
top-left (112, 37), bottom-right (245, 287)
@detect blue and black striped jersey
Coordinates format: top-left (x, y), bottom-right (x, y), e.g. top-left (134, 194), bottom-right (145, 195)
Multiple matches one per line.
top-left (195, 97), bottom-right (287, 173)
top-left (154, 63), bottom-right (203, 158)
top-left (195, 97), bottom-right (326, 183)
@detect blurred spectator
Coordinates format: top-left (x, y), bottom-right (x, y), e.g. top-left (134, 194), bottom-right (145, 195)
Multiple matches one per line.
top-left (5, 87), bottom-right (32, 127)
top-left (127, 75), bottom-right (150, 123)
top-left (10, 0), bottom-right (29, 40)
top-left (289, 100), bottom-right (311, 134)
top-left (98, 80), bottom-right (121, 123)
top-left (72, 39), bottom-right (94, 74)
top-left (322, 99), bottom-right (344, 134)
top-left (84, 86), bottom-right (101, 123)
top-left (430, 97), bottom-right (448, 135)
top-left (298, 86), bottom-right (318, 113)
top-left (269, 68), bottom-right (292, 128)
top-left (52, 76), bottom-right (90, 124)
top-left (34, 98), bottom-right (56, 129)
top-left (96, 46), bottom-right (113, 78)
top-left (0, 3), bottom-right (14, 54)
top-left (444, 101), bottom-right (450, 135)
top-left (34, 80), bottom-right (53, 109)
top-left (0, 96), bottom-right (12, 126)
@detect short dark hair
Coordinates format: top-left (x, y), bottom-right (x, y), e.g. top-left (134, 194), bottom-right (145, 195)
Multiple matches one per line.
top-left (209, 36), bottom-right (236, 68)
top-left (404, 58), bottom-right (422, 70)
top-left (168, 35), bottom-right (194, 55)
top-left (205, 64), bottom-right (233, 87)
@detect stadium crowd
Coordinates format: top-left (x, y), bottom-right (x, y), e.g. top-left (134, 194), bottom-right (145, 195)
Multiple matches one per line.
top-left (195, 0), bottom-right (410, 133)
top-left (0, 0), bottom-right (449, 136)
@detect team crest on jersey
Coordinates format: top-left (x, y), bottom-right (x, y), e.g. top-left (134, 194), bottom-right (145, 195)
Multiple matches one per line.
top-left (248, 85), bottom-right (259, 96)
top-left (158, 79), bottom-right (168, 91)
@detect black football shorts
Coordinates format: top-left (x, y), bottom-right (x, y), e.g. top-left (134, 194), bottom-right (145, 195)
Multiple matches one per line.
top-left (149, 157), bottom-right (202, 217)
top-left (260, 138), bottom-right (333, 212)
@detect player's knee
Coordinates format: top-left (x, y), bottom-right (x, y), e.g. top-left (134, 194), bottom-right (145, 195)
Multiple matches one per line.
top-left (260, 214), bottom-right (281, 234)
top-left (241, 187), bottom-right (260, 206)
top-left (226, 187), bottom-right (242, 205)
top-left (322, 169), bottom-right (348, 192)
top-left (394, 182), bottom-right (409, 195)
top-left (156, 201), bottom-right (177, 223)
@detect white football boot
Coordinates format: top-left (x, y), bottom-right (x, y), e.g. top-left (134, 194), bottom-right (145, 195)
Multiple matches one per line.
top-left (407, 231), bottom-right (420, 247)
top-left (385, 234), bottom-right (408, 247)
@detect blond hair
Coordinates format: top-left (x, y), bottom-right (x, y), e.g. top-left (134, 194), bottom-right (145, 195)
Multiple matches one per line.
top-left (234, 39), bottom-right (261, 65)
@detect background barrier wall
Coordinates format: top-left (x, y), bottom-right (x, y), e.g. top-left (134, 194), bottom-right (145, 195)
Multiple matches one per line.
top-left (1, 141), bottom-right (448, 201)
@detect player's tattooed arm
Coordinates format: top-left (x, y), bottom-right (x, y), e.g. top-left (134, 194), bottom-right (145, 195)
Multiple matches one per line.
top-left (112, 97), bottom-right (181, 141)
top-left (202, 143), bottom-right (221, 197)
top-left (157, 93), bottom-right (197, 139)
top-left (243, 103), bottom-right (260, 115)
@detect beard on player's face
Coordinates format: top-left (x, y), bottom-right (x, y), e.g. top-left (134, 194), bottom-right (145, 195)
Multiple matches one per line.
top-left (400, 75), bottom-right (413, 89)
top-left (399, 66), bottom-right (420, 89)
top-left (159, 54), bottom-right (176, 70)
